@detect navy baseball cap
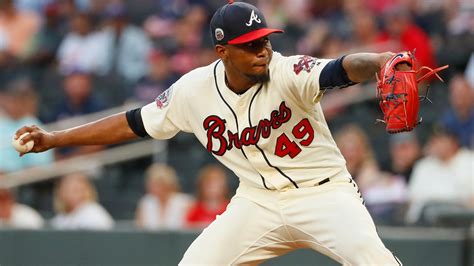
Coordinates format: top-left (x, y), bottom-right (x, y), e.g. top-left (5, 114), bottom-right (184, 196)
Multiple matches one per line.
top-left (210, 1), bottom-right (283, 45)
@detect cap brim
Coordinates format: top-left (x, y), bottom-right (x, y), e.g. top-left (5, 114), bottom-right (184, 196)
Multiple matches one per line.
top-left (228, 28), bottom-right (284, 44)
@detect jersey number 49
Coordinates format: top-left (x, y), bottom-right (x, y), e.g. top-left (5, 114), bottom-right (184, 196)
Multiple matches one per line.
top-left (275, 118), bottom-right (314, 158)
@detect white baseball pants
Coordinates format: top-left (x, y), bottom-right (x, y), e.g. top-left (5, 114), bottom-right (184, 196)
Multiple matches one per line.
top-left (179, 177), bottom-right (401, 265)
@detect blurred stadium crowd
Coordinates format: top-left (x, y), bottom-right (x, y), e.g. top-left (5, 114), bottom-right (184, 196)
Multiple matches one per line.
top-left (0, 0), bottom-right (473, 230)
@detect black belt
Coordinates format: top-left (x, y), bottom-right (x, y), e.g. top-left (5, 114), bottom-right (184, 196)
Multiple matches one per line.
top-left (278, 177), bottom-right (332, 191)
top-left (316, 177), bottom-right (330, 186)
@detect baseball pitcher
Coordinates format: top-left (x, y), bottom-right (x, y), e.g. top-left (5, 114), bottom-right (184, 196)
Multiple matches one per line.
top-left (14, 1), bottom-right (448, 265)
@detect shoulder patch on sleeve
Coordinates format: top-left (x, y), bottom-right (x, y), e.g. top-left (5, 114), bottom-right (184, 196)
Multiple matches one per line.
top-left (293, 55), bottom-right (319, 75)
top-left (155, 86), bottom-right (173, 109)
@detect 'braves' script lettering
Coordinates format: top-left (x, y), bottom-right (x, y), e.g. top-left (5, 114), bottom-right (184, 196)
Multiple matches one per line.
top-left (203, 101), bottom-right (292, 156)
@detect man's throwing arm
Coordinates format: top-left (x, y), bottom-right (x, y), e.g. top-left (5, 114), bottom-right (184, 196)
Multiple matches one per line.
top-left (14, 112), bottom-right (139, 155)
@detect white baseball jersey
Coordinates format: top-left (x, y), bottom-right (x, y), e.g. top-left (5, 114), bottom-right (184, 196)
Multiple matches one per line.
top-left (140, 51), bottom-right (400, 265)
top-left (141, 51), bottom-right (350, 190)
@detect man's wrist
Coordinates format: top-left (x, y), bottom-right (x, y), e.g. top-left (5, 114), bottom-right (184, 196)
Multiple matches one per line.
top-left (378, 52), bottom-right (395, 69)
top-left (50, 131), bottom-right (64, 148)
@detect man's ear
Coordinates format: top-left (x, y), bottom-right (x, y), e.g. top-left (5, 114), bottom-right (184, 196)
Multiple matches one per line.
top-left (215, 45), bottom-right (228, 60)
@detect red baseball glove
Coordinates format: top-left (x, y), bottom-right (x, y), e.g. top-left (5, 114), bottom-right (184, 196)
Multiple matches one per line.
top-left (376, 51), bottom-right (448, 134)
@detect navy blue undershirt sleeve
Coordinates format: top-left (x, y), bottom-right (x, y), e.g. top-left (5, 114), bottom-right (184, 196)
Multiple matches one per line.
top-left (319, 55), bottom-right (358, 90)
top-left (126, 108), bottom-right (149, 138)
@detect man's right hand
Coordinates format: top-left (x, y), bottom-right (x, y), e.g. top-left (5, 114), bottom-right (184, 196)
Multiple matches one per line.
top-left (14, 125), bottom-right (56, 156)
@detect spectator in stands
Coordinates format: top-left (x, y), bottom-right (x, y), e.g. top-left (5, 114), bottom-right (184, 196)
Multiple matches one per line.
top-left (334, 124), bottom-right (380, 191)
top-left (135, 163), bottom-right (192, 230)
top-left (389, 132), bottom-right (422, 182)
top-left (0, 0), bottom-right (40, 58)
top-left (436, 1), bottom-right (474, 74)
top-left (0, 79), bottom-right (53, 174)
top-left (407, 126), bottom-right (474, 224)
top-left (131, 49), bottom-right (178, 103)
top-left (441, 74), bottom-right (474, 149)
top-left (169, 6), bottom-right (209, 75)
top-left (98, 3), bottom-right (152, 83)
top-left (335, 124), bottom-right (408, 224)
top-left (57, 12), bottom-right (106, 74)
top-left (51, 172), bottom-right (114, 230)
top-left (186, 165), bottom-right (230, 229)
top-left (51, 69), bottom-right (105, 160)
top-left (347, 9), bottom-right (391, 53)
top-left (377, 5), bottom-right (436, 68)
top-left (52, 69), bottom-right (105, 121)
top-left (0, 188), bottom-right (44, 229)
top-left (25, 2), bottom-right (65, 68)
top-left (444, 0), bottom-right (474, 36)
top-left (296, 21), bottom-right (326, 56)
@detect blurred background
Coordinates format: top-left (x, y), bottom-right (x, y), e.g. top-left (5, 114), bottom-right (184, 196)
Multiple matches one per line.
top-left (0, 0), bottom-right (472, 265)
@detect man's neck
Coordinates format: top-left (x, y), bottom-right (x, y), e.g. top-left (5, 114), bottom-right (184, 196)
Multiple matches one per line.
top-left (225, 74), bottom-right (255, 95)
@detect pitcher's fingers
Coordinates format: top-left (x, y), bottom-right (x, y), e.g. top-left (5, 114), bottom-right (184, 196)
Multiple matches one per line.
top-left (14, 125), bottom-right (37, 140)
top-left (19, 131), bottom-right (39, 145)
top-left (14, 127), bottom-right (30, 140)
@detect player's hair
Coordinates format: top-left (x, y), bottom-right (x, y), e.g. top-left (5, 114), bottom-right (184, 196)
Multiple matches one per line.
top-left (145, 163), bottom-right (180, 192)
top-left (53, 172), bottom-right (98, 214)
top-left (195, 164), bottom-right (229, 200)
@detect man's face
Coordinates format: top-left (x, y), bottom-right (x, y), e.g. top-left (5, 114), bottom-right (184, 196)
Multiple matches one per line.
top-left (199, 169), bottom-right (228, 200)
top-left (450, 76), bottom-right (473, 114)
top-left (58, 176), bottom-right (88, 211)
top-left (426, 134), bottom-right (458, 161)
top-left (390, 140), bottom-right (420, 171)
top-left (221, 37), bottom-right (273, 83)
top-left (64, 74), bottom-right (92, 104)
